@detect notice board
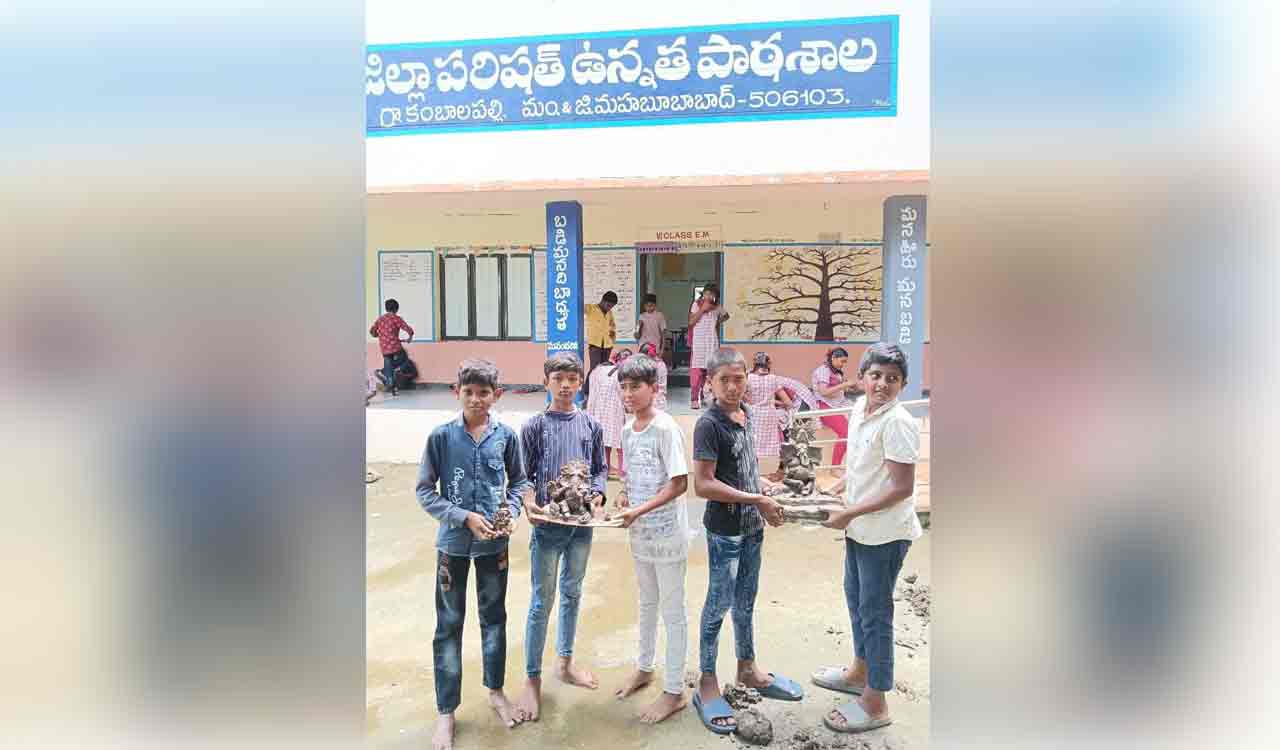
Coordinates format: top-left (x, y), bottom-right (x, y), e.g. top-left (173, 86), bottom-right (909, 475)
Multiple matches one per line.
top-left (377, 250), bottom-right (435, 341)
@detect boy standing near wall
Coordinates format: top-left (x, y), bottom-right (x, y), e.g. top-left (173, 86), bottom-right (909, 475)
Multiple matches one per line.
top-left (516, 352), bottom-right (609, 722)
top-left (613, 354), bottom-right (690, 724)
top-left (370, 298), bottom-right (414, 397)
top-left (415, 359), bottom-right (530, 750)
top-left (691, 347), bottom-right (805, 735)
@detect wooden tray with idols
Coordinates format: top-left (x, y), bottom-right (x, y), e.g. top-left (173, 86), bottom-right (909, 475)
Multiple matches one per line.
top-left (526, 507), bottom-right (625, 529)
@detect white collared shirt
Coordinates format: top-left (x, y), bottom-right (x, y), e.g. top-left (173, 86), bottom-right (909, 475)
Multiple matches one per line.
top-left (843, 395), bottom-right (923, 545)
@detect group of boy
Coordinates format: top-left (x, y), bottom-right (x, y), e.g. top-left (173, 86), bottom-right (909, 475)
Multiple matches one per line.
top-left (415, 342), bottom-right (921, 750)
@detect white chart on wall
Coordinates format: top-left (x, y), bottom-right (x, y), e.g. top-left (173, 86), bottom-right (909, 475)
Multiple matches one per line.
top-left (583, 248), bottom-right (636, 344)
top-left (533, 250), bottom-right (548, 342)
top-left (377, 250), bottom-right (435, 341)
top-left (532, 248), bottom-right (636, 345)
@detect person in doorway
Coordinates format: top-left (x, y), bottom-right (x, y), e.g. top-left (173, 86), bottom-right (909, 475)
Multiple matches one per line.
top-left (635, 293), bottom-right (667, 359)
top-left (690, 348), bottom-right (804, 736)
top-left (812, 347), bottom-right (860, 472)
top-left (370, 298), bottom-right (415, 397)
top-left (516, 352), bottom-right (610, 723)
top-left (612, 354), bottom-right (691, 724)
top-left (583, 291), bottom-right (618, 402)
top-left (415, 359), bottom-right (530, 749)
top-left (687, 284), bottom-right (728, 410)
top-left (810, 343), bottom-right (920, 735)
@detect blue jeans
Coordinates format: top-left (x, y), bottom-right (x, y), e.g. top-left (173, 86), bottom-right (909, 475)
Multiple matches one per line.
top-left (525, 525), bottom-right (593, 677)
top-left (382, 350), bottom-right (407, 393)
top-left (699, 530), bottom-right (763, 674)
top-left (844, 538), bottom-right (910, 692)
top-left (433, 549), bottom-right (509, 714)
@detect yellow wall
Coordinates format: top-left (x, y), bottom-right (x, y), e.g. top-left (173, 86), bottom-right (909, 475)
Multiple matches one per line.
top-left (366, 182), bottom-right (931, 333)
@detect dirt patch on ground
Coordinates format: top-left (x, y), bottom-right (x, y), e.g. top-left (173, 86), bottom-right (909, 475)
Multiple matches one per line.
top-left (782, 728), bottom-right (907, 750)
top-left (723, 683), bottom-right (764, 709)
top-left (894, 578), bottom-right (931, 624)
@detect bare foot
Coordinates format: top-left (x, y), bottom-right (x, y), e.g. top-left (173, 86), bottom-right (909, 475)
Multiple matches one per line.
top-left (432, 713), bottom-right (454, 750)
top-left (639, 691), bottom-right (688, 724)
top-left (488, 690), bottom-right (521, 729)
top-left (697, 674), bottom-right (735, 731)
top-left (614, 669), bottom-right (654, 700)
top-left (516, 678), bottom-right (542, 722)
top-left (555, 658), bottom-right (600, 690)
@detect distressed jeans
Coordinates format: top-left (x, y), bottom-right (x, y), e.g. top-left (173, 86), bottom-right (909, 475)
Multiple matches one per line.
top-left (381, 350), bottom-right (407, 393)
top-left (433, 549), bottom-right (509, 714)
top-left (698, 530), bottom-right (763, 674)
top-left (525, 525), bottom-right (593, 677)
top-left (844, 538), bottom-right (910, 692)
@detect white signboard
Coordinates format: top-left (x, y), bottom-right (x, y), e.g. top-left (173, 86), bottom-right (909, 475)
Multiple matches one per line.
top-left (378, 250), bottom-right (435, 341)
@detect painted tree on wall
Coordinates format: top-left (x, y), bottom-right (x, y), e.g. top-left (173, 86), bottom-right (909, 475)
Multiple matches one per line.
top-left (740, 247), bottom-right (882, 341)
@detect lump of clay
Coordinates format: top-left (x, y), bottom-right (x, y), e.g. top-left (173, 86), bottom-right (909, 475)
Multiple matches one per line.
top-left (542, 459), bottom-right (599, 524)
top-left (490, 503), bottom-right (514, 537)
top-left (733, 707), bottom-right (773, 746)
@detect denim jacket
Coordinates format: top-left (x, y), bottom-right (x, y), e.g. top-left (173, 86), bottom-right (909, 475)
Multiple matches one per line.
top-left (416, 414), bottom-right (530, 557)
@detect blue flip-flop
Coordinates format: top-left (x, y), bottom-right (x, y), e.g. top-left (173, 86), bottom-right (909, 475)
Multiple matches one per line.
top-left (692, 692), bottom-right (736, 735)
top-left (756, 673), bottom-right (805, 701)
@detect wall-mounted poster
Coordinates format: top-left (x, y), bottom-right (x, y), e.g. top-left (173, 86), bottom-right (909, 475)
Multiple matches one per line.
top-left (723, 245), bottom-right (882, 343)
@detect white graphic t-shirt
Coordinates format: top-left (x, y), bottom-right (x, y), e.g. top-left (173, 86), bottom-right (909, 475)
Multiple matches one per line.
top-left (622, 411), bottom-right (690, 563)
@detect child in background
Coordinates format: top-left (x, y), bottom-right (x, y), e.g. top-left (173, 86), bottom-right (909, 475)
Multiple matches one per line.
top-left (746, 353), bottom-right (821, 480)
top-left (612, 354), bottom-right (691, 724)
top-left (687, 284), bottom-right (728, 410)
top-left (810, 343), bottom-right (921, 735)
top-left (370, 298), bottom-right (415, 397)
top-left (516, 353), bottom-right (610, 722)
top-left (587, 348), bottom-right (632, 479)
top-left (812, 347), bottom-right (860, 474)
top-left (415, 358), bottom-right (530, 749)
top-left (634, 293), bottom-right (668, 359)
top-left (638, 342), bottom-right (668, 411)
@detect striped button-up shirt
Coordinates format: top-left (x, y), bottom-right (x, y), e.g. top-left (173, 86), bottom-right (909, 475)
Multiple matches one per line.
top-left (520, 408), bottom-right (608, 537)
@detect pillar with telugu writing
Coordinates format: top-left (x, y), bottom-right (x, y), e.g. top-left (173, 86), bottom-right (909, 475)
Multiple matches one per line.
top-left (545, 201), bottom-right (585, 362)
top-left (881, 196), bottom-right (927, 401)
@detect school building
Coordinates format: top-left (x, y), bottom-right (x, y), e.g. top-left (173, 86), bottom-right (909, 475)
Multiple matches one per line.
top-left (365, 1), bottom-right (930, 396)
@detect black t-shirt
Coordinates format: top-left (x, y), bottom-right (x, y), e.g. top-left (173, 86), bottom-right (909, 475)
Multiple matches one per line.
top-left (692, 401), bottom-right (764, 537)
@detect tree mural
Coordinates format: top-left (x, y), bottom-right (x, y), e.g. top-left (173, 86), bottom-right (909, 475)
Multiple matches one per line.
top-left (740, 247), bottom-right (882, 342)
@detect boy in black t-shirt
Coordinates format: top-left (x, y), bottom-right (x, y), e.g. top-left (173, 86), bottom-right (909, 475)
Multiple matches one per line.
top-left (689, 347), bottom-right (805, 735)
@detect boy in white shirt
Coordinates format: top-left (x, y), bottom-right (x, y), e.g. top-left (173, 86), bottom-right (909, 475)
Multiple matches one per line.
top-left (811, 343), bottom-right (921, 735)
top-left (612, 354), bottom-right (691, 724)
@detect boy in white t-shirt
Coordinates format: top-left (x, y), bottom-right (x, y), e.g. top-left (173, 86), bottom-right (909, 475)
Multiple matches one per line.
top-left (811, 343), bottom-right (921, 735)
top-left (612, 354), bottom-right (692, 724)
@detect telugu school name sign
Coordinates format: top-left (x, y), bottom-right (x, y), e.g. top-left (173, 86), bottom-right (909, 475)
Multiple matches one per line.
top-left (366, 16), bottom-right (898, 136)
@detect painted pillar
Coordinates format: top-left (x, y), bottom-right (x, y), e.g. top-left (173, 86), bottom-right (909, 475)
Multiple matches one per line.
top-left (881, 196), bottom-right (928, 401)
top-left (545, 201), bottom-right (585, 361)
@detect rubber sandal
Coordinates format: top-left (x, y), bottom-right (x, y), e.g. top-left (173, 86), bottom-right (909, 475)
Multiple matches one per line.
top-left (811, 666), bottom-right (865, 695)
top-left (756, 673), bottom-right (804, 701)
top-left (823, 701), bottom-right (892, 734)
top-left (692, 692), bottom-right (736, 735)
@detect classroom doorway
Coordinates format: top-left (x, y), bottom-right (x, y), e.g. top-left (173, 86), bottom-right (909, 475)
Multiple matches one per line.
top-left (638, 251), bottom-right (722, 387)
